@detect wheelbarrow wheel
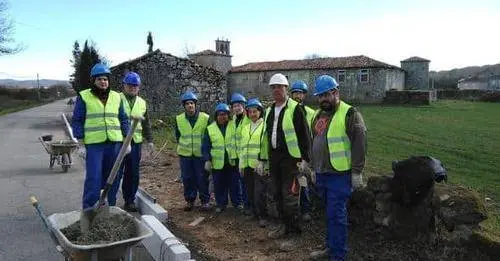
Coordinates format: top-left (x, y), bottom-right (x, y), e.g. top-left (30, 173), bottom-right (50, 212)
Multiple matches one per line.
top-left (61, 154), bottom-right (69, 173)
top-left (49, 155), bottom-right (55, 169)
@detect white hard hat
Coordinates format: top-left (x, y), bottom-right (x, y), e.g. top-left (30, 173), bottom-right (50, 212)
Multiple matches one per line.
top-left (269, 73), bottom-right (289, 86)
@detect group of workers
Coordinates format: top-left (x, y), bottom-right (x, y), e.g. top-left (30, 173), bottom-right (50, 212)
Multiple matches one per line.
top-left (72, 62), bottom-right (367, 261)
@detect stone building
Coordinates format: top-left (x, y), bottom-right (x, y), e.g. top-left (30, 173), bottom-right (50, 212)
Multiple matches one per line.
top-left (228, 56), bottom-right (406, 104)
top-left (457, 67), bottom-right (500, 90)
top-left (400, 56), bottom-right (431, 90)
top-left (109, 49), bottom-right (226, 117)
top-left (188, 39), bottom-right (232, 74)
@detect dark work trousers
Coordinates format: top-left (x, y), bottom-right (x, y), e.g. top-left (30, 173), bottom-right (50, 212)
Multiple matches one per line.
top-left (116, 141), bottom-right (142, 205)
top-left (300, 186), bottom-right (311, 213)
top-left (179, 156), bottom-right (209, 204)
top-left (243, 167), bottom-right (269, 218)
top-left (212, 165), bottom-right (241, 208)
top-left (269, 150), bottom-right (301, 231)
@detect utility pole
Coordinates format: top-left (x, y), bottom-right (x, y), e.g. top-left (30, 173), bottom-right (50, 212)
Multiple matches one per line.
top-left (37, 73), bottom-right (40, 101)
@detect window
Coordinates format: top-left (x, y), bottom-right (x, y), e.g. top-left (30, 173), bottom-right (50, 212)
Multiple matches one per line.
top-left (360, 69), bottom-right (369, 83)
top-left (337, 70), bottom-right (346, 83)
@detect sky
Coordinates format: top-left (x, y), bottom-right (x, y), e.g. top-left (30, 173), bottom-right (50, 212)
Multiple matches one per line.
top-left (0, 0), bottom-right (499, 80)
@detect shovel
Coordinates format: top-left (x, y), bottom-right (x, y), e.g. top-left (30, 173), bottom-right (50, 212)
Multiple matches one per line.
top-left (80, 116), bottom-right (142, 232)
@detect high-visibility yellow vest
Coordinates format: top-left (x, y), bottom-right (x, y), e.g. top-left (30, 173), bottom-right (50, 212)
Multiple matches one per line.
top-left (263, 98), bottom-right (301, 159)
top-left (176, 112), bottom-right (209, 157)
top-left (239, 120), bottom-right (264, 169)
top-left (227, 115), bottom-right (250, 159)
top-left (326, 101), bottom-right (352, 171)
top-left (120, 93), bottom-right (146, 143)
top-left (304, 105), bottom-right (316, 130)
top-left (207, 123), bottom-right (235, 169)
top-left (80, 89), bottom-right (123, 144)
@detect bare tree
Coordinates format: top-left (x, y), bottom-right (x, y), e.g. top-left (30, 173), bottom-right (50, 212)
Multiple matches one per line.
top-left (0, 1), bottom-right (23, 55)
top-left (304, 53), bottom-right (324, 59)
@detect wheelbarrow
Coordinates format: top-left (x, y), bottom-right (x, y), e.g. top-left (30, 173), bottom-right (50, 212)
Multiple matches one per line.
top-left (38, 135), bottom-right (78, 172)
top-left (30, 196), bottom-right (153, 261)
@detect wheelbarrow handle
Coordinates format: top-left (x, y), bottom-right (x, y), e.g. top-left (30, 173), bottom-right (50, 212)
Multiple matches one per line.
top-left (30, 195), bottom-right (68, 257)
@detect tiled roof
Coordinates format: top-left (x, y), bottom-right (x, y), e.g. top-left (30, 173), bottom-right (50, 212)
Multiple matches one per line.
top-left (189, 49), bottom-right (231, 57)
top-left (230, 55), bottom-right (400, 73)
top-left (401, 56), bottom-right (431, 62)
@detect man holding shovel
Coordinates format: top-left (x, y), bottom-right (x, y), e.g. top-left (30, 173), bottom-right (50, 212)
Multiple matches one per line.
top-left (71, 63), bottom-right (130, 211)
top-left (114, 71), bottom-right (154, 212)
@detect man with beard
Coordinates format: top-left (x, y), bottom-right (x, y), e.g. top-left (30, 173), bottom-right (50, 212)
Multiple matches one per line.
top-left (72, 63), bottom-right (130, 211)
top-left (290, 80), bottom-right (315, 221)
top-left (308, 75), bottom-right (367, 261)
top-left (259, 73), bottom-right (311, 239)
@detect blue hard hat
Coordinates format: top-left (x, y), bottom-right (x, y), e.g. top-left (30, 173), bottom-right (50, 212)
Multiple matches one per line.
top-left (123, 72), bottom-right (141, 86)
top-left (90, 63), bottom-right (111, 77)
top-left (215, 103), bottom-right (230, 113)
top-left (246, 98), bottom-right (263, 109)
top-left (230, 93), bottom-right (247, 104)
top-left (181, 91), bottom-right (198, 103)
top-left (314, 75), bottom-right (339, 96)
top-left (291, 80), bottom-right (308, 93)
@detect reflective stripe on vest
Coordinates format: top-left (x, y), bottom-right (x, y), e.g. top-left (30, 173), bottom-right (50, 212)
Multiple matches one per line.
top-left (228, 115), bottom-right (250, 159)
top-left (263, 98), bottom-right (301, 159)
top-left (327, 101), bottom-right (352, 171)
top-left (207, 123), bottom-right (235, 169)
top-left (80, 89), bottom-right (123, 144)
top-left (176, 112), bottom-right (209, 157)
top-left (239, 120), bottom-right (264, 169)
top-left (120, 93), bottom-right (146, 143)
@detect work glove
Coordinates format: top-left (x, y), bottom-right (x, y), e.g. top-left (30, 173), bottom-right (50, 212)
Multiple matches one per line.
top-left (125, 144), bottom-right (132, 155)
top-left (204, 161), bottom-right (212, 172)
top-left (351, 173), bottom-right (365, 190)
top-left (297, 159), bottom-right (310, 173)
top-left (255, 161), bottom-right (265, 176)
top-left (77, 146), bottom-right (86, 159)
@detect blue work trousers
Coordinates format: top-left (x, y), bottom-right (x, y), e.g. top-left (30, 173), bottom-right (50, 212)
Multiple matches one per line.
top-left (315, 172), bottom-right (352, 261)
top-left (112, 142), bottom-right (142, 205)
top-left (180, 156), bottom-right (209, 204)
top-left (212, 165), bottom-right (242, 208)
top-left (82, 142), bottom-right (122, 209)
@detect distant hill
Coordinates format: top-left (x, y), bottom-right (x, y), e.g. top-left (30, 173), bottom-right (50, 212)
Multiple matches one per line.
top-left (430, 63), bottom-right (500, 89)
top-left (0, 79), bottom-right (70, 88)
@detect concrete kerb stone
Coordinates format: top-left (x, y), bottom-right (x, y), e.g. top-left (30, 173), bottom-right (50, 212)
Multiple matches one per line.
top-left (137, 188), bottom-right (168, 222)
top-left (141, 215), bottom-right (192, 261)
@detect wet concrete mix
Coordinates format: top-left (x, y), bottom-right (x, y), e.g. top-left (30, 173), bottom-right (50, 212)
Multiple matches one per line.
top-left (61, 213), bottom-right (137, 245)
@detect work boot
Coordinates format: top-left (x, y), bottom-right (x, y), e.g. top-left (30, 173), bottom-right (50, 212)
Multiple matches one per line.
top-left (302, 212), bottom-right (312, 222)
top-left (267, 224), bottom-right (287, 239)
top-left (183, 202), bottom-right (194, 212)
top-left (124, 202), bottom-right (138, 212)
top-left (200, 203), bottom-right (212, 211)
top-left (309, 247), bottom-right (330, 260)
top-left (215, 207), bottom-right (225, 213)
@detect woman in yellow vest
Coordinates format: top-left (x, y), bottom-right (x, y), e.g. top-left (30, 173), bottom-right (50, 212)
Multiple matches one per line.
top-left (71, 63), bottom-right (130, 210)
top-left (175, 91), bottom-right (210, 211)
top-left (113, 72), bottom-right (153, 212)
top-left (201, 103), bottom-right (238, 213)
top-left (239, 98), bottom-right (269, 227)
top-left (308, 75), bottom-right (367, 261)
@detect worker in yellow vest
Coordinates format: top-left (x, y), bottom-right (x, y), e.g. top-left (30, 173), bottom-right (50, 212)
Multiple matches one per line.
top-left (239, 98), bottom-right (269, 228)
top-left (175, 91), bottom-right (210, 211)
top-left (258, 73), bottom-right (312, 239)
top-left (113, 72), bottom-right (154, 212)
top-left (227, 93), bottom-right (249, 213)
top-left (308, 75), bottom-right (367, 261)
top-left (290, 80), bottom-right (315, 222)
top-left (201, 103), bottom-right (238, 213)
top-left (71, 63), bottom-right (130, 210)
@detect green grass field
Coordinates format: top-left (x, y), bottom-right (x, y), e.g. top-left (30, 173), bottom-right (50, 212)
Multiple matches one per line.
top-left (0, 98), bottom-right (45, 116)
top-left (152, 100), bottom-right (500, 233)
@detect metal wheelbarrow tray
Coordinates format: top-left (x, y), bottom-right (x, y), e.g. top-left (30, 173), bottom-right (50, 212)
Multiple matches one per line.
top-left (47, 206), bottom-right (153, 261)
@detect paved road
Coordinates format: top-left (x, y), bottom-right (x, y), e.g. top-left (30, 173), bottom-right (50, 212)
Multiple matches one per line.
top-left (0, 99), bottom-right (153, 261)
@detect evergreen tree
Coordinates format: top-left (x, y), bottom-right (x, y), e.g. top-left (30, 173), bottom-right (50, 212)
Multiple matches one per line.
top-left (69, 41), bottom-right (81, 89)
top-left (71, 40), bottom-right (103, 91)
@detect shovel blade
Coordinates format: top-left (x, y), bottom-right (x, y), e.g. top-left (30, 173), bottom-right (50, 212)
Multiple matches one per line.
top-left (79, 205), bottom-right (111, 233)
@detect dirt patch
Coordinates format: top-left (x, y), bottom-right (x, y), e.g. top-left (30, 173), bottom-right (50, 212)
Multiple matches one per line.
top-left (61, 213), bottom-right (137, 245)
top-left (141, 150), bottom-right (497, 261)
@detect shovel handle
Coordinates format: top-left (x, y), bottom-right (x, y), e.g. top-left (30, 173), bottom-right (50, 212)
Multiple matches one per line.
top-left (98, 117), bottom-right (142, 207)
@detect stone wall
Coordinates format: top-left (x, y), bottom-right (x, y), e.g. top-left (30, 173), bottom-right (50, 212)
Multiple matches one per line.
top-left (109, 50), bottom-right (227, 118)
top-left (384, 90), bottom-right (437, 105)
top-left (227, 68), bottom-right (405, 104)
top-left (189, 54), bottom-right (232, 74)
top-left (401, 61), bottom-right (430, 89)
top-left (437, 89), bottom-right (500, 101)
